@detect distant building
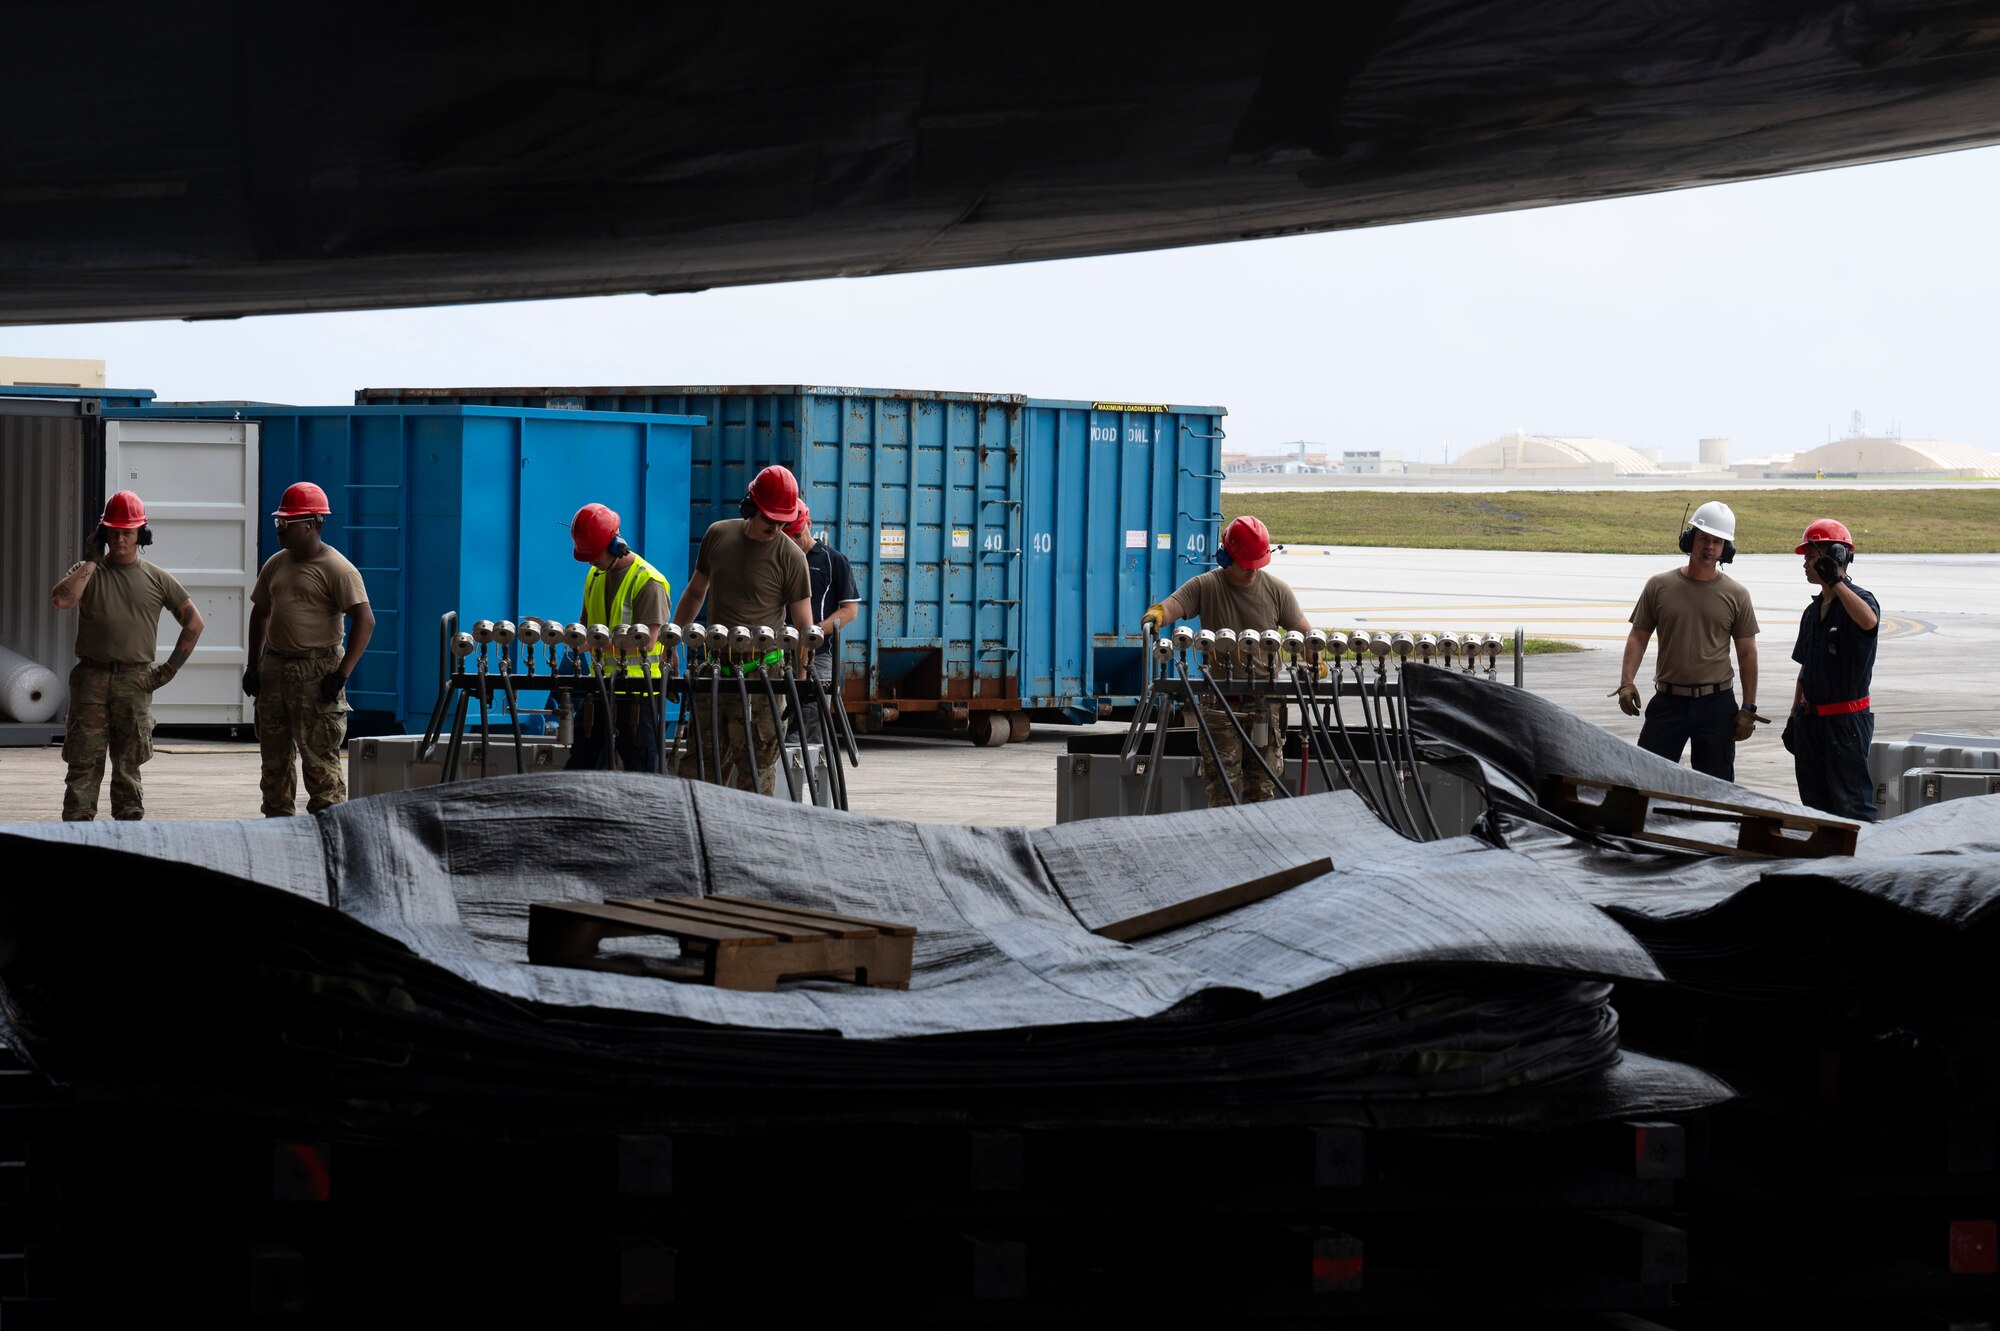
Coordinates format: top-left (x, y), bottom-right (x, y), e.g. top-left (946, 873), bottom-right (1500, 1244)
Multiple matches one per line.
top-left (1, 355), bottom-right (105, 388)
top-left (1337, 449), bottom-right (1404, 474)
top-left (1781, 435), bottom-right (2000, 479)
top-left (1408, 430), bottom-right (1661, 478)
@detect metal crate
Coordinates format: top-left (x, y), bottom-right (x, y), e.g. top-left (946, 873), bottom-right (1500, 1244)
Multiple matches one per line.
top-left (1869, 731), bottom-right (2000, 818)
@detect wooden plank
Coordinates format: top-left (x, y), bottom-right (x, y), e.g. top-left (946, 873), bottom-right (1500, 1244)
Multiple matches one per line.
top-left (546, 900), bottom-right (776, 945)
top-left (1541, 773), bottom-right (1858, 859)
top-left (707, 893), bottom-right (918, 937)
top-left (607, 897), bottom-right (833, 943)
top-left (671, 896), bottom-right (877, 939)
top-left (1092, 857), bottom-right (1334, 943)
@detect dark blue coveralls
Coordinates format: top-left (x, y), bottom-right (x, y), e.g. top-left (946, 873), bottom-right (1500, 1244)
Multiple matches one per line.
top-left (1788, 578), bottom-right (1880, 821)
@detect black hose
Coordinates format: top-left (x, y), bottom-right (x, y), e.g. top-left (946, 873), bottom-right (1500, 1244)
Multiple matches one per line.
top-left (1394, 662), bottom-right (1444, 841)
top-left (1327, 663), bottom-right (1389, 818)
top-left (782, 667), bottom-right (822, 807)
top-left (708, 663), bottom-right (725, 784)
top-left (1363, 662), bottom-right (1418, 838)
top-left (1184, 662), bottom-right (1243, 806)
top-left (1199, 665), bottom-right (1292, 799)
top-left (475, 655), bottom-right (492, 776)
top-left (757, 667), bottom-right (801, 800)
top-left (442, 687), bottom-right (472, 783)
top-left (810, 676), bottom-right (851, 809)
top-left (1289, 667), bottom-right (1339, 797)
top-left (1139, 687), bottom-right (1176, 814)
top-left (499, 663), bottom-right (525, 774)
top-left (735, 671), bottom-right (763, 794)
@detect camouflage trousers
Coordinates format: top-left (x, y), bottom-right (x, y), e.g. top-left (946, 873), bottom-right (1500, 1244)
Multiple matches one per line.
top-left (678, 684), bottom-right (782, 796)
top-left (62, 661), bottom-right (157, 820)
top-left (257, 648), bottom-right (350, 816)
top-left (1194, 700), bottom-right (1288, 808)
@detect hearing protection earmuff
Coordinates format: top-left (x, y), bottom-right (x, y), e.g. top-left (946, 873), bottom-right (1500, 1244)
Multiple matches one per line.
top-left (1826, 541), bottom-right (1852, 567)
top-left (1675, 507), bottom-right (1736, 565)
top-left (94, 523), bottom-right (153, 550)
top-left (738, 494), bottom-right (757, 521)
top-left (605, 534), bottom-right (629, 560)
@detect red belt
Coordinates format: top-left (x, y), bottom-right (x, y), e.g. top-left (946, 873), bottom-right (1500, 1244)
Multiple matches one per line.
top-left (1813, 696), bottom-right (1869, 716)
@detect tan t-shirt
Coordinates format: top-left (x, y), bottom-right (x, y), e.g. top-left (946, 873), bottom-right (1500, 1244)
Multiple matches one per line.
top-left (1630, 567), bottom-right (1759, 687)
top-left (252, 545), bottom-right (369, 654)
top-left (694, 519), bottom-right (810, 629)
top-left (74, 558), bottom-right (191, 664)
top-left (1169, 567), bottom-right (1305, 634)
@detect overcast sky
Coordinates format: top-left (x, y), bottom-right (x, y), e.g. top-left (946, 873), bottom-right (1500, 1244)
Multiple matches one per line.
top-left (6, 145), bottom-right (1998, 463)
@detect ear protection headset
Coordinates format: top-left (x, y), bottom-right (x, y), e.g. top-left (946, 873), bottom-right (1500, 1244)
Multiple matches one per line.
top-left (1675, 506), bottom-right (1736, 565)
top-left (605, 533), bottom-right (629, 560)
top-left (1825, 540), bottom-right (1852, 567)
top-left (94, 523), bottom-right (154, 549)
top-left (737, 494), bottom-right (757, 521)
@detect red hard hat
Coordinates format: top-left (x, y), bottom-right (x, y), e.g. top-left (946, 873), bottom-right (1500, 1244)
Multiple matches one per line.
top-left (748, 465), bottom-right (805, 524)
top-left (99, 490), bottom-right (147, 529)
top-left (1221, 515), bottom-right (1272, 570)
top-left (273, 481), bottom-right (332, 517)
top-left (1794, 518), bottom-right (1854, 554)
top-left (571, 502), bottom-right (621, 561)
top-left (783, 502), bottom-right (812, 538)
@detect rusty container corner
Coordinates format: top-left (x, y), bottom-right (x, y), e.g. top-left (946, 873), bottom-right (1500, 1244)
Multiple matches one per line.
top-left (355, 386), bottom-right (1226, 738)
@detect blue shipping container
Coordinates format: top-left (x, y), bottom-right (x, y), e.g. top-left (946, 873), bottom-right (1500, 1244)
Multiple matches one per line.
top-left (356, 386), bottom-right (1225, 730)
top-left (117, 405), bottom-right (700, 732)
top-left (1, 384), bottom-right (157, 411)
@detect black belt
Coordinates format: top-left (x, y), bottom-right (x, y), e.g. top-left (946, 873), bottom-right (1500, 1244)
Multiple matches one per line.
top-left (1655, 681), bottom-right (1730, 698)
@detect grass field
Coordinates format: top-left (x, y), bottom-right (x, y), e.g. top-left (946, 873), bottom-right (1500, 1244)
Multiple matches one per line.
top-left (1226, 489), bottom-right (2000, 555)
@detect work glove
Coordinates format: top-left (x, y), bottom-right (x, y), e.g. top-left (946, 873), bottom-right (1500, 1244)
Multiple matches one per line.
top-left (1813, 554), bottom-right (1843, 585)
top-left (319, 672), bottom-right (347, 703)
top-left (1612, 681), bottom-right (1642, 717)
top-left (242, 662), bottom-right (262, 698)
top-left (144, 663), bottom-right (177, 692)
top-left (1142, 602), bottom-right (1168, 633)
top-left (1781, 707), bottom-right (1800, 755)
top-left (1732, 706), bottom-right (1767, 743)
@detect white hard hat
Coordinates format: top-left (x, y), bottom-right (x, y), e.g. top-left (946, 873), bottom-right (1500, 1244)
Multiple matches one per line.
top-left (1689, 500), bottom-right (1736, 542)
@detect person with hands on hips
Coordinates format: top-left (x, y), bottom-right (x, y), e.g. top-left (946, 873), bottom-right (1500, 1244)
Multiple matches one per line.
top-left (245, 482), bottom-right (374, 816)
top-left (49, 490), bottom-right (205, 820)
top-left (1784, 519), bottom-right (1880, 820)
top-left (1614, 500), bottom-right (1763, 782)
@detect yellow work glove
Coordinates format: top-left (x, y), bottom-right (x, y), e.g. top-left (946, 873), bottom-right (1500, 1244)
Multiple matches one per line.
top-left (1611, 682), bottom-right (1642, 717)
top-left (1142, 603), bottom-right (1168, 633)
top-left (1733, 707), bottom-right (1767, 742)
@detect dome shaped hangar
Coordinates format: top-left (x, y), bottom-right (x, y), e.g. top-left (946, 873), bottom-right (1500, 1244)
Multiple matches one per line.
top-left (1788, 437), bottom-right (2000, 478)
top-left (1446, 432), bottom-right (1662, 477)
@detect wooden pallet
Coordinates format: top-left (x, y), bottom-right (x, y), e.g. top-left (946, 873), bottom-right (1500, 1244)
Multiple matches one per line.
top-left (528, 893), bottom-right (916, 992)
top-left (1540, 774), bottom-right (1859, 859)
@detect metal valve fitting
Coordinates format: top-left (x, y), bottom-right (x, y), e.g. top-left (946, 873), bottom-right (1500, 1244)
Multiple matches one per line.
top-left (564, 623), bottom-right (589, 651)
top-left (517, 618), bottom-right (543, 645)
top-left (1391, 631), bottom-right (1414, 660)
top-left (588, 624), bottom-right (613, 653)
top-left (494, 620), bottom-right (516, 646)
top-left (450, 631), bottom-right (476, 659)
top-left (472, 619), bottom-right (495, 644)
top-left (1172, 625), bottom-right (1195, 651)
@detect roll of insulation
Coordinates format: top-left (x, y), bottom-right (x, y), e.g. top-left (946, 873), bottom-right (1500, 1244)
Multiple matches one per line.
top-left (0, 643), bottom-right (63, 724)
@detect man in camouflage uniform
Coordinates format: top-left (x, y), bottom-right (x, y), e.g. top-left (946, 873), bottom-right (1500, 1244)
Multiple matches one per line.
top-left (1143, 515), bottom-right (1311, 808)
top-left (49, 490), bottom-right (206, 820)
top-left (244, 482), bottom-right (375, 816)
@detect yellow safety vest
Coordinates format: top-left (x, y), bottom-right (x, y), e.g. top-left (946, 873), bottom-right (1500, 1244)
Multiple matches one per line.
top-left (582, 553), bottom-right (672, 677)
